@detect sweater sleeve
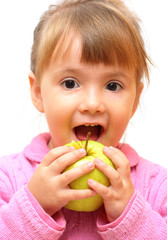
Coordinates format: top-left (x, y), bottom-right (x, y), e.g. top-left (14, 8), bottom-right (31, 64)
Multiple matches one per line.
top-left (97, 189), bottom-right (167, 239)
top-left (0, 172), bottom-right (66, 239)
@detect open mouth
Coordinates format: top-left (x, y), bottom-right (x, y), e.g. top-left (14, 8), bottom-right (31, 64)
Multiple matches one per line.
top-left (74, 124), bottom-right (103, 141)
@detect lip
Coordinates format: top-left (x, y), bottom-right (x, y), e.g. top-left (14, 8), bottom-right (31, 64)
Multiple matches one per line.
top-left (74, 122), bottom-right (105, 128)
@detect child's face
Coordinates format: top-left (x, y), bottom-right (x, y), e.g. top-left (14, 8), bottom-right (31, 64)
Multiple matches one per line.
top-left (29, 34), bottom-right (143, 149)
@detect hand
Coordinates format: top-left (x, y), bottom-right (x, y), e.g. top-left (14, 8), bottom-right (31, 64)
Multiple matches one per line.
top-left (27, 145), bottom-right (96, 216)
top-left (88, 146), bottom-right (134, 222)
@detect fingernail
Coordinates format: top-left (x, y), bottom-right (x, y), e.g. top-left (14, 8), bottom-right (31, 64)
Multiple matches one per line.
top-left (87, 161), bottom-right (94, 169)
top-left (70, 146), bottom-right (75, 150)
top-left (104, 146), bottom-right (114, 151)
top-left (88, 179), bottom-right (95, 185)
top-left (79, 148), bottom-right (86, 154)
top-left (103, 146), bottom-right (109, 151)
top-left (94, 158), bottom-right (102, 164)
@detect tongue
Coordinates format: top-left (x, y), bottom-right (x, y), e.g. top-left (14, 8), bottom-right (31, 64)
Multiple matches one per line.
top-left (75, 125), bottom-right (100, 141)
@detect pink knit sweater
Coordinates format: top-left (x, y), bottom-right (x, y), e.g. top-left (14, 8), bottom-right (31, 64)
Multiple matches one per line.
top-left (0, 133), bottom-right (167, 239)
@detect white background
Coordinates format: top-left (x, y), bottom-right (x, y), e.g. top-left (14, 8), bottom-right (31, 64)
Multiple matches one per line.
top-left (0, 0), bottom-right (167, 167)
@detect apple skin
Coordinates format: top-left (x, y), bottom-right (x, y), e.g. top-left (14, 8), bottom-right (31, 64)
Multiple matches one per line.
top-left (63, 140), bottom-right (114, 212)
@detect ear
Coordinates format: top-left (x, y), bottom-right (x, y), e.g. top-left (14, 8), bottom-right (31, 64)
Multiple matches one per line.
top-left (131, 82), bottom-right (144, 118)
top-left (28, 72), bottom-right (44, 113)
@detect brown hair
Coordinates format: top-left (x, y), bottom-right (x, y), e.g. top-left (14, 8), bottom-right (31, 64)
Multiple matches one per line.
top-left (31, 0), bottom-right (151, 83)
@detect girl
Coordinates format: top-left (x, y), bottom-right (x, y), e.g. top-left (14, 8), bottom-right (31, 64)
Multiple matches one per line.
top-left (0, 0), bottom-right (167, 239)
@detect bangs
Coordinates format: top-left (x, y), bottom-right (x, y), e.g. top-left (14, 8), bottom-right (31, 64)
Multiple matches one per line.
top-left (51, 25), bottom-right (136, 69)
top-left (33, 1), bottom-right (150, 82)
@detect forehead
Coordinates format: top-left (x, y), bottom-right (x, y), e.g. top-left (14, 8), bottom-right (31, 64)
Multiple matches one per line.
top-left (33, 1), bottom-right (149, 84)
top-left (50, 28), bottom-right (134, 70)
top-left (36, 11), bottom-right (144, 81)
top-left (36, 8), bottom-right (139, 78)
top-left (46, 33), bottom-right (136, 84)
top-left (51, 31), bottom-right (83, 64)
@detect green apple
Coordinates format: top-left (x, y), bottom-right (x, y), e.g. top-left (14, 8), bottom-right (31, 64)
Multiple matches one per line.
top-left (63, 137), bottom-right (114, 212)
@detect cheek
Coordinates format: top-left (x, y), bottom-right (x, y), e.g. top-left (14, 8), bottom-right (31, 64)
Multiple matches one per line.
top-left (107, 100), bottom-right (135, 139)
top-left (44, 97), bottom-right (75, 129)
top-left (45, 106), bottom-right (69, 126)
top-left (109, 96), bottom-right (135, 120)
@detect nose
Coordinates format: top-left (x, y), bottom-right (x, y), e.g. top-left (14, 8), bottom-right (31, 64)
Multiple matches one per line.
top-left (79, 88), bottom-right (105, 114)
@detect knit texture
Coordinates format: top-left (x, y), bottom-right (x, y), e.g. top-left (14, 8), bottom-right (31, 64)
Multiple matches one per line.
top-left (0, 133), bottom-right (167, 239)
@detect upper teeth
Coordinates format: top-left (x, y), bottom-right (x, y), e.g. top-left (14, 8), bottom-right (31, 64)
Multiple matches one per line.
top-left (85, 124), bottom-right (98, 127)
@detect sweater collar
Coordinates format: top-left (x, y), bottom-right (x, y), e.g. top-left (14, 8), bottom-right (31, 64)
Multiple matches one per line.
top-left (24, 133), bottom-right (139, 167)
top-left (117, 143), bottom-right (139, 167)
top-left (24, 133), bottom-right (50, 163)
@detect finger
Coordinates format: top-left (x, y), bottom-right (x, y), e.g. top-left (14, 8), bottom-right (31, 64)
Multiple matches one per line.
top-left (94, 158), bottom-right (122, 189)
top-left (51, 148), bottom-right (86, 173)
top-left (103, 146), bottom-right (131, 179)
top-left (65, 188), bottom-right (97, 201)
top-left (60, 161), bottom-right (95, 186)
top-left (103, 146), bottom-right (128, 168)
top-left (42, 145), bottom-right (75, 166)
top-left (88, 179), bottom-right (114, 201)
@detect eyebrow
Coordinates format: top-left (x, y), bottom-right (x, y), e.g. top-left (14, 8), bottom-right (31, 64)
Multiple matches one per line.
top-left (107, 72), bottom-right (131, 80)
top-left (50, 67), bottom-right (132, 82)
top-left (53, 66), bottom-right (129, 75)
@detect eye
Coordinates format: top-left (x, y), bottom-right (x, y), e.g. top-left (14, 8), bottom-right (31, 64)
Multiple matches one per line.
top-left (61, 78), bottom-right (79, 89)
top-left (105, 82), bottom-right (122, 92)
